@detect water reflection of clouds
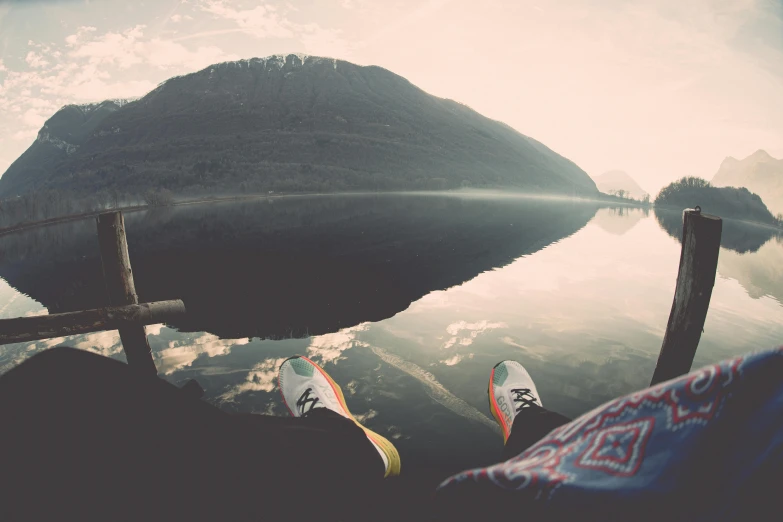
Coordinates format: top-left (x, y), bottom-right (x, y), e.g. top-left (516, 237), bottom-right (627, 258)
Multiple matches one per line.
top-left (1, 330), bottom-right (124, 374)
top-left (0, 277), bottom-right (47, 319)
top-left (73, 331), bottom-right (123, 358)
top-left (306, 323), bottom-right (370, 364)
top-left (145, 323), bottom-right (165, 336)
top-left (220, 323), bottom-right (373, 402)
top-left (220, 357), bottom-right (288, 402)
top-left (500, 336), bottom-right (547, 360)
top-left (442, 320), bottom-right (507, 349)
top-left (156, 333), bottom-right (249, 375)
top-left (440, 353), bottom-right (475, 366)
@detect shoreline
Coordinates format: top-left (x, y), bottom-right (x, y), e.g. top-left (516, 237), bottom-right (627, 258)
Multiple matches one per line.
top-left (0, 189), bottom-right (650, 238)
top-left (0, 194), bottom-right (282, 237)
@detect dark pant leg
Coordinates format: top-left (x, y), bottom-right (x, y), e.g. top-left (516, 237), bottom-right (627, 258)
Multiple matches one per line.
top-left (502, 405), bottom-right (572, 460)
top-left (0, 347), bottom-right (383, 522)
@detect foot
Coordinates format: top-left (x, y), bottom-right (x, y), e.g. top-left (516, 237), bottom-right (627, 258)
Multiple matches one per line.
top-left (278, 355), bottom-right (401, 477)
top-left (488, 360), bottom-right (542, 443)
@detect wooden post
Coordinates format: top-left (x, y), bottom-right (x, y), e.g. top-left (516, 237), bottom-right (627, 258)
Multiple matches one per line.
top-left (97, 211), bottom-right (158, 376)
top-left (0, 300), bottom-right (185, 345)
top-left (651, 207), bottom-right (722, 386)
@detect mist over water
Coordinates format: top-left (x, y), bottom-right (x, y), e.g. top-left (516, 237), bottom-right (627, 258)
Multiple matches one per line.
top-left (1, 194), bottom-right (782, 473)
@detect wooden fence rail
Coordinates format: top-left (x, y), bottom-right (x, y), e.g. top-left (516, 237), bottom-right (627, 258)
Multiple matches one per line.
top-left (0, 300), bottom-right (185, 345)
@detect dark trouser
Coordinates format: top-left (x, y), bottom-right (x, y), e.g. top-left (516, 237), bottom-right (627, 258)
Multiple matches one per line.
top-left (0, 348), bottom-right (384, 522)
top-left (0, 348), bottom-right (571, 521)
top-left (503, 404), bottom-right (572, 460)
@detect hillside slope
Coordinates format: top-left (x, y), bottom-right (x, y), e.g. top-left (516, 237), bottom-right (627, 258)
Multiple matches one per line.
top-left (712, 150), bottom-right (783, 215)
top-left (0, 54), bottom-right (597, 198)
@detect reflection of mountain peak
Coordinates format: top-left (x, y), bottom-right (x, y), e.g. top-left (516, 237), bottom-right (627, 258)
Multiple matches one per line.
top-left (590, 207), bottom-right (647, 236)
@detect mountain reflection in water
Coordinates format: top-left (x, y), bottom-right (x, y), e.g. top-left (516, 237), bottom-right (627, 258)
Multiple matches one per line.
top-left (0, 194), bottom-right (599, 339)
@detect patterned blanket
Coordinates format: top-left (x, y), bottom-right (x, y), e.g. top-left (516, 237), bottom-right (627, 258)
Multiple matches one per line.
top-left (437, 347), bottom-right (783, 521)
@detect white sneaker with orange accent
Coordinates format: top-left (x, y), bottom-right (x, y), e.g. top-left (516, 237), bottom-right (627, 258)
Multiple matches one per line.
top-left (488, 360), bottom-right (542, 443)
top-left (278, 355), bottom-right (401, 477)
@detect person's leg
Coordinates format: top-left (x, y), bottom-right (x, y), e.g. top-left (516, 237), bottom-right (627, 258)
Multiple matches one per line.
top-left (502, 404), bottom-right (572, 459)
top-left (277, 355), bottom-right (401, 477)
top-left (0, 347), bottom-right (388, 521)
top-left (487, 360), bottom-right (572, 460)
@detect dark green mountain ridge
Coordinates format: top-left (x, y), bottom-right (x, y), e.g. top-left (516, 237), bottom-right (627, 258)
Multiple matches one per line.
top-left (0, 54), bottom-right (598, 198)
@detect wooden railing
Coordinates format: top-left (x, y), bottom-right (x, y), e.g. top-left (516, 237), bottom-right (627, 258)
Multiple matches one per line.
top-left (0, 211), bottom-right (185, 376)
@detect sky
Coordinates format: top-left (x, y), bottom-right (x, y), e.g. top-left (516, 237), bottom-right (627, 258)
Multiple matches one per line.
top-left (0, 0), bottom-right (781, 195)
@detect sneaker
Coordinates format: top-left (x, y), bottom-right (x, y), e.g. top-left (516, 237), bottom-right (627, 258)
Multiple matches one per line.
top-left (488, 360), bottom-right (542, 443)
top-left (278, 355), bottom-right (401, 477)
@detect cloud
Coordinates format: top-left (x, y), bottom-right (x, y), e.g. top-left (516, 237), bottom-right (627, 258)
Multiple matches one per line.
top-left (144, 39), bottom-right (238, 69)
top-left (20, 107), bottom-right (47, 127)
top-left (201, 1), bottom-right (294, 38)
top-left (171, 14), bottom-right (183, 23)
top-left (12, 128), bottom-right (38, 140)
top-left (442, 320), bottom-right (507, 349)
top-left (0, 19), bottom-right (239, 162)
top-left (198, 0), bottom-right (353, 58)
top-left (156, 333), bottom-right (249, 374)
top-left (220, 356), bottom-right (288, 401)
top-left (65, 24), bottom-right (238, 72)
top-left (353, 409), bottom-right (377, 423)
top-left (145, 323), bottom-right (165, 336)
top-left (440, 354), bottom-right (463, 366)
top-left (68, 25), bottom-right (145, 68)
top-left (25, 51), bottom-right (49, 68)
top-left (73, 331), bottom-right (123, 358)
top-left (306, 323), bottom-right (370, 363)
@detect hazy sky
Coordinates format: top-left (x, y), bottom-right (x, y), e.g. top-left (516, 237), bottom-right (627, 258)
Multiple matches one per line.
top-left (0, 0), bottom-right (781, 194)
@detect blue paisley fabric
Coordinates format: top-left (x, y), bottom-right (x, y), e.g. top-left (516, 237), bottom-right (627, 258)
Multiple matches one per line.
top-left (437, 347), bottom-right (783, 521)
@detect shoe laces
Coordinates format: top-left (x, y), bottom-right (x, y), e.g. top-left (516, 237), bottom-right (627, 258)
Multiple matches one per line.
top-left (296, 387), bottom-right (320, 415)
top-left (510, 388), bottom-right (539, 412)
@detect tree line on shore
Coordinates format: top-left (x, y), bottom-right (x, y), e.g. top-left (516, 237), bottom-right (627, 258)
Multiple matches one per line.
top-left (0, 188), bottom-right (174, 231)
top-left (655, 176), bottom-right (783, 226)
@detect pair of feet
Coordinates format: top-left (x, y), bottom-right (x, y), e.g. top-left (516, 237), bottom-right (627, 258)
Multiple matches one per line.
top-left (278, 356), bottom-right (541, 478)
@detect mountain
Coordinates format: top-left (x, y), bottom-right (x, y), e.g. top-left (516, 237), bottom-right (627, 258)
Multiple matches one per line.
top-left (711, 150), bottom-right (783, 216)
top-left (0, 54), bottom-right (598, 199)
top-left (592, 170), bottom-right (647, 199)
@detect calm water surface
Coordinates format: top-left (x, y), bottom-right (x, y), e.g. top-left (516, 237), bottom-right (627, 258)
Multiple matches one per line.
top-left (1, 194), bottom-right (782, 474)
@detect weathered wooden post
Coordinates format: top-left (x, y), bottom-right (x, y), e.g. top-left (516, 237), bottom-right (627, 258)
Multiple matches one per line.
top-left (96, 211), bottom-right (158, 376)
top-left (651, 207), bottom-right (722, 385)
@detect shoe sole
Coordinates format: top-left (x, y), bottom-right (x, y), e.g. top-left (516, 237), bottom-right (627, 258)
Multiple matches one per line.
top-left (488, 361), bottom-right (512, 443)
top-left (279, 355), bottom-right (401, 478)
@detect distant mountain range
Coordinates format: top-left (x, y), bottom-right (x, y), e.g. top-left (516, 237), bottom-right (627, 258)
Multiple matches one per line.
top-left (0, 54), bottom-right (598, 199)
top-left (712, 150), bottom-right (783, 216)
top-left (592, 170), bottom-right (648, 200)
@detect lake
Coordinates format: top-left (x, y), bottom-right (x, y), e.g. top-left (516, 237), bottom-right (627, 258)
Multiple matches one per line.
top-left (1, 193), bottom-right (782, 475)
